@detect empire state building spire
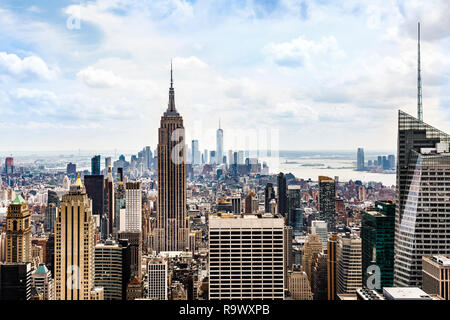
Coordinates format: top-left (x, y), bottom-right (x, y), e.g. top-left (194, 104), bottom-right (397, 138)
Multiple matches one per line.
top-left (165, 60), bottom-right (179, 116)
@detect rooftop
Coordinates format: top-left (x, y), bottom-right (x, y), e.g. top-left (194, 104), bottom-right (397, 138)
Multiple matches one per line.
top-left (383, 287), bottom-right (432, 300)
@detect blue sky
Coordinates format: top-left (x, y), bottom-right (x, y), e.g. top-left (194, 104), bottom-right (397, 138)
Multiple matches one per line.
top-left (0, 0), bottom-right (450, 152)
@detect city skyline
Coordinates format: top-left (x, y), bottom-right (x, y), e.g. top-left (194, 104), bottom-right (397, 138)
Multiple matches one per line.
top-left (1, 1), bottom-right (450, 151)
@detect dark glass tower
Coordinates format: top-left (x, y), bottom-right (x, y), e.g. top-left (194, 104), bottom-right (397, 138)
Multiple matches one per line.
top-left (277, 172), bottom-right (288, 216)
top-left (361, 200), bottom-right (395, 291)
top-left (84, 174), bottom-right (105, 218)
top-left (264, 183), bottom-right (275, 213)
top-left (318, 176), bottom-right (336, 232)
top-left (91, 155), bottom-right (101, 175)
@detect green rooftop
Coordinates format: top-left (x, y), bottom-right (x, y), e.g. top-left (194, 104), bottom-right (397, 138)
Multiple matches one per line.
top-left (35, 263), bottom-right (49, 275)
top-left (11, 194), bottom-right (26, 205)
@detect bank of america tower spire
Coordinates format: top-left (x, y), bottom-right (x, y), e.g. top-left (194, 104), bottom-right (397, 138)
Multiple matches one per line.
top-left (154, 63), bottom-right (189, 252)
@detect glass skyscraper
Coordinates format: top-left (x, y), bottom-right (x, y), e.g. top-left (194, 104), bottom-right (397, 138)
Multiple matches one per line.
top-left (394, 110), bottom-right (450, 287)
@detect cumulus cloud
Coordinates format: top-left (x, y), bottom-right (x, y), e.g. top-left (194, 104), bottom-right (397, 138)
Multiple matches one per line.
top-left (0, 52), bottom-right (57, 80)
top-left (264, 35), bottom-right (345, 68)
top-left (77, 66), bottom-right (125, 88)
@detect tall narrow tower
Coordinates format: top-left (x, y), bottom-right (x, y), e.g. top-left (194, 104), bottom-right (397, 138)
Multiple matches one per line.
top-left (417, 22), bottom-right (423, 121)
top-left (154, 63), bottom-right (189, 252)
top-left (6, 195), bottom-right (31, 264)
top-left (216, 119), bottom-right (223, 165)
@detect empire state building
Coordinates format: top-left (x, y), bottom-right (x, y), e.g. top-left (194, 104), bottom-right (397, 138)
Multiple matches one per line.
top-left (154, 64), bottom-right (189, 252)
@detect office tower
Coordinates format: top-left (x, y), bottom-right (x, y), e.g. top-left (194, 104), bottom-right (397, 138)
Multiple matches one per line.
top-left (288, 270), bottom-right (313, 300)
top-left (95, 240), bottom-right (123, 300)
top-left (287, 185), bottom-right (301, 229)
top-left (117, 239), bottom-right (131, 300)
top-left (244, 191), bottom-right (258, 213)
top-left (209, 213), bottom-right (285, 299)
top-left (0, 262), bottom-right (32, 300)
top-left (114, 182), bottom-right (126, 234)
top-left (0, 233), bottom-right (6, 262)
top-left (84, 174), bottom-right (105, 219)
top-left (292, 208), bottom-right (303, 236)
top-left (91, 155), bottom-right (101, 175)
top-left (216, 121), bottom-right (223, 165)
top-left (394, 111), bottom-right (450, 287)
top-left (310, 252), bottom-right (328, 300)
top-left (66, 162), bottom-right (76, 175)
top-left (104, 157), bottom-right (112, 175)
top-left (357, 148), bottom-right (364, 170)
top-left (118, 232), bottom-right (142, 279)
top-left (54, 175), bottom-right (98, 300)
top-left (361, 200), bottom-right (395, 291)
top-left (45, 190), bottom-right (60, 233)
top-left (264, 183), bottom-right (275, 213)
top-left (147, 258), bottom-right (168, 300)
top-left (191, 140), bottom-right (201, 165)
top-left (337, 234), bottom-right (362, 295)
top-left (284, 226), bottom-right (293, 289)
top-left (203, 149), bottom-right (208, 164)
top-left (209, 150), bottom-right (216, 165)
top-left (6, 195), bottom-right (31, 263)
top-left (117, 167), bottom-right (124, 182)
top-left (45, 234), bottom-right (54, 276)
top-left (302, 233), bottom-right (323, 279)
top-left (422, 256), bottom-right (450, 300)
top-left (377, 155), bottom-right (382, 168)
top-left (388, 154), bottom-right (395, 169)
top-left (104, 166), bottom-right (115, 238)
top-left (311, 220), bottom-right (328, 250)
top-left (277, 172), bottom-right (288, 216)
top-left (154, 67), bottom-right (189, 253)
top-left (31, 263), bottom-right (54, 300)
top-left (228, 150), bottom-right (233, 165)
top-left (327, 234), bottom-right (337, 300)
top-left (231, 196), bottom-right (241, 214)
top-left (125, 182), bottom-right (141, 232)
top-left (318, 176), bottom-right (336, 232)
top-left (4, 157), bottom-right (14, 174)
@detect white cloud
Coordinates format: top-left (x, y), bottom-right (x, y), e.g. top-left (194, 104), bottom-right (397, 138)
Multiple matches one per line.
top-left (77, 66), bottom-right (125, 88)
top-left (264, 35), bottom-right (345, 68)
top-left (0, 52), bottom-right (57, 80)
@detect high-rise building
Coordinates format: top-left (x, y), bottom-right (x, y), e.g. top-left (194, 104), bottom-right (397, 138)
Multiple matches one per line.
top-left (288, 270), bottom-right (313, 300)
top-left (231, 196), bottom-right (241, 214)
top-left (361, 200), bottom-right (395, 291)
top-left (154, 66), bottom-right (189, 252)
top-left (277, 173), bottom-right (288, 216)
top-left (209, 213), bottom-right (285, 299)
top-left (6, 195), bottom-right (31, 264)
top-left (327, 234), bottom-right (338, 300)
top-left (388, 154), bottom-right (395, 170)
top-left (357, 148), bottom-right (365, 171)
top-left (31, 263), bottom-right (54, 300)
top-left (310, 252), bottom-right (328, 300)
top-left (118, 232), bottom-right (142, 280)
top-left (0, 262), bottom-right (31, 300)
top-left (394, 110), bottom-right (450, 287)
top-left (311, 220), bottom-right (328, 250)
top-left (104, 166), bottom-right (115, 238)
top-left (94, 240), bottom-right (123, 300)
top-left (216, 121), bottom-right (223, 165)
top-left (337, 233), bottom-right (362, 296)
top-left (4, 157), bottom-right (14, 175)
top-left (264, 183), bottom-right (275, 213)
top-left (84, 174), bottom-right (105, 219)
top-left (91, 155), bottom-right (101, 175)
top-left (45, 190), bottom-right (60, 233)
top-left (287, 185), bottom-right (301, 229)
top-left (422, 255), bottom-right (450, 300)
top-left (318, 176), bottom-right (336, 232)
top-left (66, 162), bottom-right (76, 175)
top-left (147, 257), bottom-right (168, 300)
top-left (191, 140), bottom-right (200, 165)
top-left (125, 182), bottom-right (141, 232)
top-left (54, 175), bottom-right (99, 300)
top-left (302, 233), bottom-right (323, 279)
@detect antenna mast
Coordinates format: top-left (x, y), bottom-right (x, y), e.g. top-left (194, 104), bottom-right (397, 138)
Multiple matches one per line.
top-left (417, 22), bottom-right (423, 121)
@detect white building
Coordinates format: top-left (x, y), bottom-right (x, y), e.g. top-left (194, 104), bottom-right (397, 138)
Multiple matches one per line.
top-left (147, 258), bottom-right (168, 300)
top-left (209, 213), bottom-right (285, 300)
top-left (311, 220), bottom-right (328, 250)
top-left (125, 182), bottom-right (142, 232)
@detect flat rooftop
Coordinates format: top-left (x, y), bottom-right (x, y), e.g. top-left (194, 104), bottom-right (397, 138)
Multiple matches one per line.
top-left (383, 287), bottom-right (432, 300)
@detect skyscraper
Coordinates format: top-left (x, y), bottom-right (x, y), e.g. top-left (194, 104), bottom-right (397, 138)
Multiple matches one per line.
top-left (357, 148), bottom-right (365, 171)
top-left (191, 140), bottom-right (200, 165)
top-left (91, 155), bottom-right (101, 175)
top-left (394, 110), bottom-right (450, 287)
top-left (264, 183), bottom-right (275, 213)
top-left (327, 234), bottom-right (337, 300)
top-left (216, 120), bottom-right (223, 165)
top-left (277, 172), bottom-right (288, 216)
top-left (361, 200), bottom-right (395, 291)
top-left (147, 258), bottom-right (168, 300)
top-left (209, 213), bottom-right (285, 299)
top-left (94, 240), bottom-right (123, 300)
top-left (4, 157), bottom-right (14, 175)
top-left (0, 262), bottom-right (31, 300)
top-left (154, 65), bottom-right (189, 252)
top-left (54, 175), bottom-right (99, 300)
top-left (318, 176), bottom-right (336, 232)
top-left (125, 182), bottom-right (142, 232)
top-left (84, 174), bottom-right (105, 218)
top-left (337, 233), bottom-right (362, 296)
top-left (6, 195), bottom-right (31, 264)
top-left (104, 166), bottom-right (115, 238)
